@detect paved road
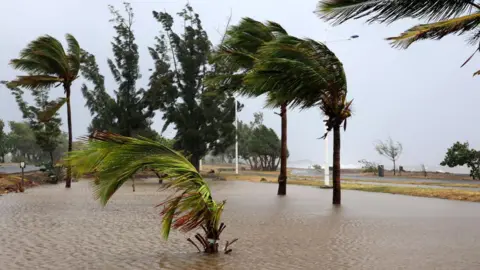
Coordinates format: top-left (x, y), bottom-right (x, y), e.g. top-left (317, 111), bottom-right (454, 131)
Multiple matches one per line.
top-left (0, 165), bottom-right (40, 174)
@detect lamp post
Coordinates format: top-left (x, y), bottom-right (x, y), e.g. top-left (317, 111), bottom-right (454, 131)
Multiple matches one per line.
top-left (19, 161), bottom-right (26, 192)
top-left (235, 97), bottom-right (239, 174)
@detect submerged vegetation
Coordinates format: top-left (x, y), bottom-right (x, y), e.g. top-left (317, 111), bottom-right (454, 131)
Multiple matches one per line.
top-left (67, 131), bottom-right (237, 253)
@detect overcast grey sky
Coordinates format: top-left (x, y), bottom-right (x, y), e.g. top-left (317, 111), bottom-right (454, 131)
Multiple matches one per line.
top-left (1, 0), bottom-right (478, 171)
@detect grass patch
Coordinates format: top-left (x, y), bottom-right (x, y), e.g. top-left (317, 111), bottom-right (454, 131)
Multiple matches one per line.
top-left (343, 178), bottom-right (480, 188)
top-left (341, 184), bottom-right (480, 202)
top-left (216, 173), bottom-right (480, 203)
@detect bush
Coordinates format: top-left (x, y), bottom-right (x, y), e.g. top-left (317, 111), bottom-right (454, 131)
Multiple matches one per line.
top-left (260, 177), bottom-right (267, 182)
top-left (358, 159), bottom-right (379, 175)
top-left (39, 162), bottom-right (65, 184)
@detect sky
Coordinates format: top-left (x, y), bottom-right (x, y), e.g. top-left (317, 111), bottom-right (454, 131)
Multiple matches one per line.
top-left (1, 0), bottom-right (479, 172)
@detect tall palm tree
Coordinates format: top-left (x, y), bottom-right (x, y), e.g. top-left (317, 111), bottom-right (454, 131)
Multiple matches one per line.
top-left (244, 35), bottom-right (352, 204)
top-left (211, 18), bottom-right (290, 195)
top-left (67, 131), bottom-right (235, 253)
top-left (9, 34), bottom-right (81, 188)
top-left (317, 0), bottom-right (480, 74)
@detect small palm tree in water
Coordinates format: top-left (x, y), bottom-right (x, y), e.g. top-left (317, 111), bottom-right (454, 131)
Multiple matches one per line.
top-left (67, 131), bottom-right (237, 254)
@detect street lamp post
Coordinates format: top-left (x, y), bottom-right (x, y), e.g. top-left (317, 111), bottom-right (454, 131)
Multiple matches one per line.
top-left (19, 161), bottom-right (26, 192)
top-left (235, 98), bottom-right (239, 175)
top-left (323, 116), bottom-right (330, 186)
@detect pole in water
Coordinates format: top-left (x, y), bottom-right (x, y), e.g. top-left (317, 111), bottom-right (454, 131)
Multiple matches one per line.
top-left (324, 116), bottom-right (330, 186)
top-left (235, 98), bottom-right (239, 175)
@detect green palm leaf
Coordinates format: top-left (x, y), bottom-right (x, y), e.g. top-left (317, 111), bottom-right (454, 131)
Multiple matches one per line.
top-left (8, 75), bottom-right (63, 90)
top-left (66, 34), bottom-right (81, 78)
top-left (245, 36), bottom-right (347, 110)
top-left (37, 98), bottom-right (68, 122)
top-left (387, 13), bottom-right (480, 48)
top-left (67, 131), bottom-right (224, 240)
top-left (317, 0), bottom-right (475, 25)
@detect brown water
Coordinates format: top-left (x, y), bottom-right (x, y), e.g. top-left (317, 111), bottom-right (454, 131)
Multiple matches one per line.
top-left (1, 180), bottom-right (480, 270)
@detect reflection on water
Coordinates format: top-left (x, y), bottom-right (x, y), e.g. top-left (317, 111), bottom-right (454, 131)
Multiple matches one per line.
top-left (1, 180), bottom-right (480, 269)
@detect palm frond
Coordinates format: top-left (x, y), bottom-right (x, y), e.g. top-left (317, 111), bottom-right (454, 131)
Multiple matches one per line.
top-left (9, 59), bottom-right (53, 75)
top-left (387, 13), bottom-right (480, 48)
top-left (245, 36), bottom-right (346, 109)
top-left (9, 75), bottom-right (63, 90)
top-left (16, 35), bottom-right (69, 76)
top-left (67, 131), bottom-right (223, 240)
top-left (317, 0), bottom-right (475, 25)
top-left (37, 97), bottom-right (67, 122)
top-left (66, 34), bottom-right (81, 78)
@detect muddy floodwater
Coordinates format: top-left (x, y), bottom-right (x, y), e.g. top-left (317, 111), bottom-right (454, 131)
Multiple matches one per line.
top-left (1, 180), bottom-right (480, 269)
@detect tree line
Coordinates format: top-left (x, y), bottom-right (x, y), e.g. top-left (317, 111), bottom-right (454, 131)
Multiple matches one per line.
top-left (0, 119), bottom-right (67, 165)
top-left (3, 2), bottom-right (353, 204)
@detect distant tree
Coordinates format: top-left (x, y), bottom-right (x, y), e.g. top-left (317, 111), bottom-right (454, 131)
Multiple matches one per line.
top-left (8, 33), bottom-right (82, 188)
top-left (8, 84), bottom-right (63, 165)
top-left (358, 159), bottom-right (379, 175)
top-left (80, 3), bottom-right (157, 138)
top-left (375, 138), bottom-right (403, 175)
top-left (441, 142), bottom-right (480, 180)
top-left (420, 164), bottom-right (428, 177)
top-left (148, 4), bottom-right (236, 171)
top-left (155, 134), bottom-right (175, 149)
top-left (223, 112), bottom-right (284, 171)
top-left (7, 121), bottom-right (43, 164)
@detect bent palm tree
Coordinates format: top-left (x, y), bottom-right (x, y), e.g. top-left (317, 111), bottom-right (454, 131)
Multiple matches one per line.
top-left (317, 0), bottom-right (480, 75)
top-left (67, 131), bottom-right (236, 253)
top-left (9, 34), bottom-right (81, 188)
top-left (211, 18), bottom-right (290, 195)
top-left (244, 36), bottom-right (352, 204)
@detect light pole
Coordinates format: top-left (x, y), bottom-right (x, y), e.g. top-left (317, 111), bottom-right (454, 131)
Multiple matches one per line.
top-left (321, 34), bottom-right (359, 186)
top-left (323, 116), bottom-right (330, 186)
top-left (19, 161), bottom-right (26, 192)
top-left (235, 97), bottom-right (239, 174)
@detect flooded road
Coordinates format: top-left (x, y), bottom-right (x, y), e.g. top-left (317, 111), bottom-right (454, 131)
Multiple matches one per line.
top-left (1, 180), bottom-right (480, 269)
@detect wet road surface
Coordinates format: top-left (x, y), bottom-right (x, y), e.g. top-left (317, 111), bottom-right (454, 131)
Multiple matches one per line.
top-left (0, 165), bottom-right (40, 174)
top-left (1, 180), bottom-right (480, 269)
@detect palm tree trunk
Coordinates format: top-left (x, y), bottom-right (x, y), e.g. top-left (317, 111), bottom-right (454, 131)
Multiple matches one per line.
top-left (65, 87), bottom-right (73, 188)
top-left (332, 125), bottom-right (341, 205)
top-left (277, 103), bottom-right (287, 196)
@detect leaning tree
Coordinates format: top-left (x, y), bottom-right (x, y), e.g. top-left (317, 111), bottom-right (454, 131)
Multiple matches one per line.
top-left (67, 131), bottom-right (237, 253)
top-left (210, 18), bottom-right (291, 195)
top-left (243, 35), bottom-right (352, 205)
top-left (8, 34), bottom-right (82, 188)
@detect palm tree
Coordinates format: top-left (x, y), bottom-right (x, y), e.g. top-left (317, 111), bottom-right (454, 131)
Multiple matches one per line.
top-left (8, 34), bottom-right (81, 188)
top-left (67, 131), bottom-right (236, 253)
top-left (211, 18), bottom-right (290, 195)
top-left (243, 35), bottom-right (352, 204)
top-left (316, 0), bottom-right (480, 74)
